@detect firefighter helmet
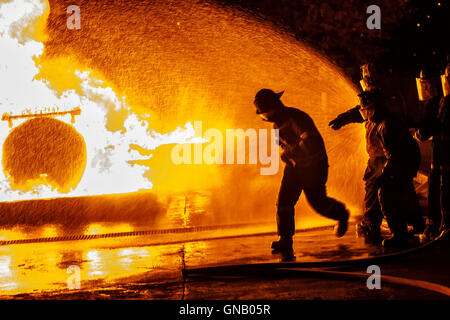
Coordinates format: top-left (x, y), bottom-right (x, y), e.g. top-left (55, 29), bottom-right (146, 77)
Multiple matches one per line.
top-left (441, 63), bottom-right (450, 97)
top-left (254, 89), bottom-right (284, 114)
top-left (416, 68), bottom-right (438, 101)
top-left (359, 63), bottom-right (380, 92)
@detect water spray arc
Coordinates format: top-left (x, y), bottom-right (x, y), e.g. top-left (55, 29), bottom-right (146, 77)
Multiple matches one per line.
top-left (1, 0), bottom-right (365, 230)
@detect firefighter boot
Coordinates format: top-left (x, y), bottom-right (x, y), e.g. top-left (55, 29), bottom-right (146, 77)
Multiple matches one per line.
top-left (408, 210), bottom-right (425, 235)
top-left (356, 222), bottom-right (382, 245)
top-left (420, 219), bottom-right (441, 243)
top-left (271, 237), bottom-right (294, 260)
top-left (440, 211), bottom-right (450, 236)
top-left (383, 218), bottom-right (409, 248)
top-left (382, 232), bottom-right (409, 248)
top-left (334, 209), bottom-right (349, 238)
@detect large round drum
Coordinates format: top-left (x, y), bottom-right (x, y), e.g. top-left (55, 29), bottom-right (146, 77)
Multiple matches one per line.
top-left (2, 117), bottom-right (87, 193)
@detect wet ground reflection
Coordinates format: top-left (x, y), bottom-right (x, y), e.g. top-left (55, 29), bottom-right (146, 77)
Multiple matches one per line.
top-left (0, 222), bottom-right (378, 296)
top-left (0, 193), bottom-right (377, 297)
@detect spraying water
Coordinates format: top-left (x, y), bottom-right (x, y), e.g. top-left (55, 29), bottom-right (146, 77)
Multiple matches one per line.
top-left (0, 0), bottom-right (366, 229)
top-left (0, 0), bottom-right (200, 201)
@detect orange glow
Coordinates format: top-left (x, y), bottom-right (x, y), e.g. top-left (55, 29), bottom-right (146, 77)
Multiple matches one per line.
top-left (1, 0), bottom-right (365, 230)
top-left (85, 223), bottom-right (133, 235)
top-left (2, 117), bottom-right (87, 193)
top-left (0, 0), bottom-right (386, 298)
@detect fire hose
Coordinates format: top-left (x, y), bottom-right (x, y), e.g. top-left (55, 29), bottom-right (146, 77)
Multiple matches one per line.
top-left (0, 222), bottom-right (272, 246)
top-left (1, 222), bottom-right (448, 297)
top-left (183, 230), bottom-right (450, 297)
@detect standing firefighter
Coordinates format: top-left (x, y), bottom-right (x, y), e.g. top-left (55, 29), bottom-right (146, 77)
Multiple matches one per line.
top-left (415, 63), bottom-right (450, 240)
top-left (329, 89), bottom-right (421, 247)
top-left (254, 89), bottom-right (350, 259)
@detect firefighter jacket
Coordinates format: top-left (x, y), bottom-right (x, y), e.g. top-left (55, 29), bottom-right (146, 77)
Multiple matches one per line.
top-left (271, 107), bottom-right (328, 168)
top-left (416, 95), bottom-right (450, 171)
top-left (332, 106), bottom-right (420, 179)
top-left (374, 113), bottom-right (421, 180)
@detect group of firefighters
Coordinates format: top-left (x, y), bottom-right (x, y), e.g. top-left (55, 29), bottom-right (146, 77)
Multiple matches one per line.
top-left (253, 60), bottom-right (450, 259)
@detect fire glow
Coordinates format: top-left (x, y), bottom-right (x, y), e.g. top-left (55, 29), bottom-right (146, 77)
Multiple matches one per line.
top-left (0, 0), bottom-right (199, 201)
top-left (1, 0), bottom-right (366, 227)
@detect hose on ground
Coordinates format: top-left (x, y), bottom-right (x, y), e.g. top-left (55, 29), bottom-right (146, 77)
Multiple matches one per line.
top-left (183, 230), bottom-right (450, 297)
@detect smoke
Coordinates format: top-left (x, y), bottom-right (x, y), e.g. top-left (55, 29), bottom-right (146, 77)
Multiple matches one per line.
top-left (41, 0), bottom-right (364, 227)
top-left (0, 0), bottom-right (366, 230)
top-left (0, 0), bottom-right (198, 202)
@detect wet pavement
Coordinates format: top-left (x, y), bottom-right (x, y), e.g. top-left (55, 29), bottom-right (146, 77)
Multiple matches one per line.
top-left (0, 187), bottom-right (449, 300)
top-left (1, 220), bottom-right (449, 299)
top-left (0, 223), bottom-right (346, 296)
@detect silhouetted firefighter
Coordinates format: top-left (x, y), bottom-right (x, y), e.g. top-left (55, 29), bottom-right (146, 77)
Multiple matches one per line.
top-left (415, 63), bottom-right (450, 240)
top-left (329, 87), bottom-right (421, 248)
top-left (254, 89), bottom-right (349, 260)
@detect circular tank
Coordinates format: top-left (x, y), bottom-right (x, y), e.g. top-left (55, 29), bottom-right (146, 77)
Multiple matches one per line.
top-left (2, 117), bottom-right (87, 193)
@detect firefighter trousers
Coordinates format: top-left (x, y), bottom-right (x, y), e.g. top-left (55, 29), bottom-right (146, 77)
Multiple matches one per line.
top-left (428, 168), bottom-right (450, 229)
top-left (276, 160), bottom-right (348, 238)
top-left (362, 158), bottom-right (418, 235)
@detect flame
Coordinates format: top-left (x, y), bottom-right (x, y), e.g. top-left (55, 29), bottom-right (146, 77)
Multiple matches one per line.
top-left (0, 0), bottom-right (197, 201)
top-left (0, 1), bottom-right (372, 296)
top-left (1, 0), bottom-right (366, 228)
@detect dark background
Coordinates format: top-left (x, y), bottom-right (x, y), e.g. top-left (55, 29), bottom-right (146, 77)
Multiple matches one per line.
top-left (217, 0), bottom-right (449, 83)
top-left (214, 0), bottom-right (448, 171)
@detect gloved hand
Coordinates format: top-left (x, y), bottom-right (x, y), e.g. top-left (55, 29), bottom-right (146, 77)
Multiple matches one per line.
top-left (280, 150), bottom-right (296, 166)
top-left (328, 106), bottom-right (364, 130)
top-left (328, 116), bottom-right (346, 130)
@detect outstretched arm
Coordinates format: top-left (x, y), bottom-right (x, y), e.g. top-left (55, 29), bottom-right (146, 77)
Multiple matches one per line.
top-left (328, 106), bottom-right (364, 130)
